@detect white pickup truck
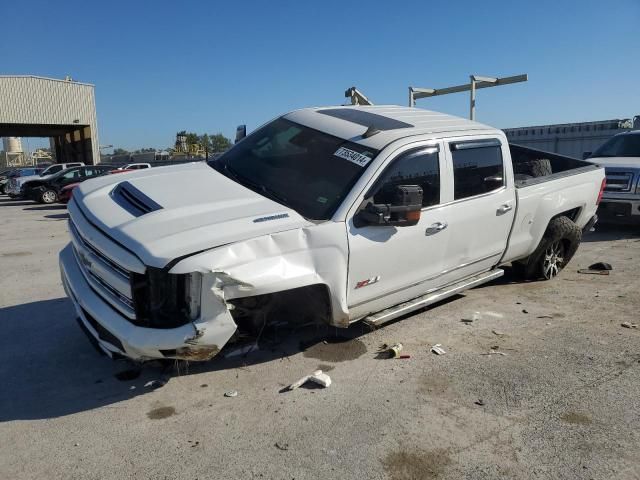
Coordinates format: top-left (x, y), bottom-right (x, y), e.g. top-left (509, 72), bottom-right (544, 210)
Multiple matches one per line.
top-left (59, 106), bottom-right (605, 361)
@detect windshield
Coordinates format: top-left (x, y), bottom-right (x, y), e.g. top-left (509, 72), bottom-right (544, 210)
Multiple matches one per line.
top-left (17, 168), bottom-right (39, 176)
top-left (208, 118), bottom-right (379, 220)
top-left (592, 134), bottom-right (640, 158)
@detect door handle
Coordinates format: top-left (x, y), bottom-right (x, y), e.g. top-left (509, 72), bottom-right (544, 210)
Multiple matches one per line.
top-left (497, 204), bottom-right (513, 215)
top-left (425, 222), bottom-right (448, 236)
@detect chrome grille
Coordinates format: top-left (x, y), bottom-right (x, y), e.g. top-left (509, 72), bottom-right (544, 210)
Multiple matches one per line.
top-left (68, 218), bottom-right (136, 319)
top-left (604, 171), bottom-right (633, 192)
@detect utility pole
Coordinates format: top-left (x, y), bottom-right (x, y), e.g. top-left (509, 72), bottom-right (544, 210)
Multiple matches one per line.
top-left (409, 74), bottom-right (528, 120)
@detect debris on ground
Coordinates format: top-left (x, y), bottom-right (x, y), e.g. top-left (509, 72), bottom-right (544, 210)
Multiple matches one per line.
top-left (474, 399), bottom-right (485, 406)
top-left (537, 315), bottom-right (553, 319)
top-left (522, 309), bottom-right (529, 314)
top-left (387, 343), bottom-right (403, 358)
top-left (224, 390), bottom-right (238, 397)
top-left (286, 370), bottom-right (332, 391)
top-left (144, 379), bottom-right (167, 389)
top-left (431, 344), bottom-right (446, 355)
top-left (377, 342), bottom-right (404, 359)
top-left (589, 262), bottom-right (612, 271)
top-left (481, 351), bottom-right (508, 356)
top-left (398, 355), bottom-right (411, 359)
top-left (461, 312), bottom-right (480, 323)
top-left (492, 330), bottom-right (505, 337)
top-left (577, 268), bottom-right (610, 275)
top-left (224, 343), bottom-right (259, 358)
top-left (275, 442), bottom-right (289, 451)
top-left (621, 322), bottom-right (638, 329)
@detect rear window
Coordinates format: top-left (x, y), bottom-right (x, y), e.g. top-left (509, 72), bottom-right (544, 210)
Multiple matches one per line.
top-left (450, 140), bottom-right (504, 200)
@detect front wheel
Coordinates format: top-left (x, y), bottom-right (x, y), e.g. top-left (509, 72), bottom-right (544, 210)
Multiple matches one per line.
top-left (513, 216), bottom-right (581, 280)
top-left (40, 189), bottom-right (58, 204)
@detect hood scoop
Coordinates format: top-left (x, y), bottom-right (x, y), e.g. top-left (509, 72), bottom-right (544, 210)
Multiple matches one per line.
top-left (110, 181), bottom-right (163, 217)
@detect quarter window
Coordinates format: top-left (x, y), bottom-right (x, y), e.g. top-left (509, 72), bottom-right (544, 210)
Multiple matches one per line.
top-left (373, 147), bottom-right (440, 207)
top-left (450, 141), bottom-right (504, 200)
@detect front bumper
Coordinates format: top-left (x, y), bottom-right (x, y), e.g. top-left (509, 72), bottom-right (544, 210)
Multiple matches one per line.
top-left (59, 244), bottom-right (232, 361)
top-left (597, 198), bottom-right (640, 224)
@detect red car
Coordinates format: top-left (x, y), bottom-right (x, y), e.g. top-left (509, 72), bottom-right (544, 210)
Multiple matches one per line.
top-left (57, 182), bottom-right (81, 204)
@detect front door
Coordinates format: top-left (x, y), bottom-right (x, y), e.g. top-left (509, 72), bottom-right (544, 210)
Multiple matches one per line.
top-left (347, 143), bottom-right (450, 319)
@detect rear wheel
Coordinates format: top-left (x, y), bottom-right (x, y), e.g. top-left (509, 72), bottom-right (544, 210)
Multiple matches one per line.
top-left (513, 216), bottom-right (581, 280)
top-left (40, 189), bottom-right (58, 204)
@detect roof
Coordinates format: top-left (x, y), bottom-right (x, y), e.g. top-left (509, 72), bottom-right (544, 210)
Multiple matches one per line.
top-left (0, 75), bottom-right (94, 87)
top-left (284, 105), bottom-right (496, 150)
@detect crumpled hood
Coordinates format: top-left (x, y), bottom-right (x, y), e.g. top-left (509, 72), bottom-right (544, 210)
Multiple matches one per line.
top-left (73, 162), bottom-right (312, 267)
top-left (15, 174), bottom-right (52, 187)
top-left (588, 156), bottom-right (640, 169)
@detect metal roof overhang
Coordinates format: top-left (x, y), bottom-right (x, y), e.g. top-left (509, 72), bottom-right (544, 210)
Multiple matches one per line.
top-left (0, 123), bottom-right (88, 137)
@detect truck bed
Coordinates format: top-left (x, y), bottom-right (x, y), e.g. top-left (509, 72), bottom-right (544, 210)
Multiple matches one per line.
top-left (509, 144), bottom-right (601, 188)
top-left (503, 144), bottom-right (604, 264)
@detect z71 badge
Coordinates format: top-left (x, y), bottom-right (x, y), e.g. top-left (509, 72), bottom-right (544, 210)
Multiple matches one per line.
top-left (355, 276), bottom-right (381, 289)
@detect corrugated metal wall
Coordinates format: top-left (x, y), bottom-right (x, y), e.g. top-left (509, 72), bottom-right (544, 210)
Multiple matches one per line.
top-left (504, 116), bottom-right (639, 158)
top-left (0, 76), bottom-right (99, 163)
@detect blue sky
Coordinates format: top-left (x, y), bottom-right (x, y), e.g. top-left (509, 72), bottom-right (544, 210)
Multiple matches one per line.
top-left (4, 0), bottom-right (639, 151)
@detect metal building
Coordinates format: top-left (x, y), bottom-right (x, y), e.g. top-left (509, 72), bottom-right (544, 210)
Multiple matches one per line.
top-left (0, 75), bottom-right (99, 164)
top-left (504, 115), bottom-right (640, 158)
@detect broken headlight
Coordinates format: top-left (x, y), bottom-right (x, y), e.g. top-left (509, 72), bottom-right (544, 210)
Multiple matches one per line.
top-left (131, 269), bottom-right (202, 328)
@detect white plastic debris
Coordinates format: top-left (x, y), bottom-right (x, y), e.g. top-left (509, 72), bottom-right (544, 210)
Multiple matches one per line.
top-left (224, 343), bottom-right (259, 358)
top-left (287, 370), bottom-right (332, 390)
top-left (431, 344), bottom-right (446, 355)
top-left (224, 390), bottom-right (238, 397)
top-left (621, 322), bottom-right (638, 329)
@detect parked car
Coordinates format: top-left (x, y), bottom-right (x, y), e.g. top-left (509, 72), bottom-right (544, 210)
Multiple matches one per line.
top-left (2, 168), bottom-right (43, 196)
top-left (110, 163), bottom-right (152, 174)
top-left (57, 182), bottom-right (81, 204)
top-left (0, 168), bottom-right (17, 194)
top-left (586, 130), bottom-right (640, 224)
top-left (23, 165), bottom-right (112, 204)
top-left (121, 163), bottom-right (152, 170)
top-left (6, 162), bottom-right (84, 198)
top-left (59, 106), bottom-right (604, 362)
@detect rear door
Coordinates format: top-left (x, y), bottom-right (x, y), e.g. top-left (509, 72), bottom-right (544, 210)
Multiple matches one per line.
top-left (347, 142), bottom-right (451, 318)
top-left (438, 137), bottom-right (516, 284)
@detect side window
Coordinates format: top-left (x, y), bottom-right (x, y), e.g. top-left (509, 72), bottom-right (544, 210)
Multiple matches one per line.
top-left (63, 169), bottom-right (81, 179)
top-left (82, 167), bottom-right (96, 176)
top-left (450, 140), bottom-right (504, 200)
top-left (373, 147), bottom-right (440, 208)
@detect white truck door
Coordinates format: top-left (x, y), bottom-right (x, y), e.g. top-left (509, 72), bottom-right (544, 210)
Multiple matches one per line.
top-left (346, 143), bottom-right (451, 319)
top-left (438, 137), bottom-right (516, 284)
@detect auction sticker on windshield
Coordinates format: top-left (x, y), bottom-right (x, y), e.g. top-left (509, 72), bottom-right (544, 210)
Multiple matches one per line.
top-left (334, 147), bottom-right (373, 167)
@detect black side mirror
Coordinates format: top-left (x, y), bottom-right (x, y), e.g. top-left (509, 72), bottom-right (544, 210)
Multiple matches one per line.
top-left (235, 125), bottom-right (247, 144)
top-left (582, 151), bottom-right (592, 160)
top-left (356, 185), bottom-right (423, 227)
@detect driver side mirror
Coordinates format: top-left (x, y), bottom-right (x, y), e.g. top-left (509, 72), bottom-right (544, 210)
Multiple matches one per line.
top-left (235, 125), bottom-right (247, 144)
top-left (356, 185), bottom-right (423, 227)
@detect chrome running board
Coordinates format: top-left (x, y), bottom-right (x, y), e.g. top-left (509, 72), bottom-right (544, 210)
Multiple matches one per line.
top-left (363, 269), bottom-right (504, 327)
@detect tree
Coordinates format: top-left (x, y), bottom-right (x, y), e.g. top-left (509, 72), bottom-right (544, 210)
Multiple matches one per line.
top-left (199, 134), bottom-right (210, 153)
top-left (185, 133), bottom-right (199, 147)
top-left (210, 133), bottom-right (232, 153)
top-left (113, 148), bottom-right (129, 155)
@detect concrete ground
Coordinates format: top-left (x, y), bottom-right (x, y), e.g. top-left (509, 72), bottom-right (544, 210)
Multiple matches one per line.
top-left (0, 195), bottom-right (639, 480)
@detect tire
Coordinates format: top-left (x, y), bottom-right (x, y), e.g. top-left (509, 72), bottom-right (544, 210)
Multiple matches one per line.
top-left (516, 158), bottom-right (552, 178)
top-left (513, 216), bottom-right (581, 280)
top-left (40, 189), bottom-right (58, 204)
